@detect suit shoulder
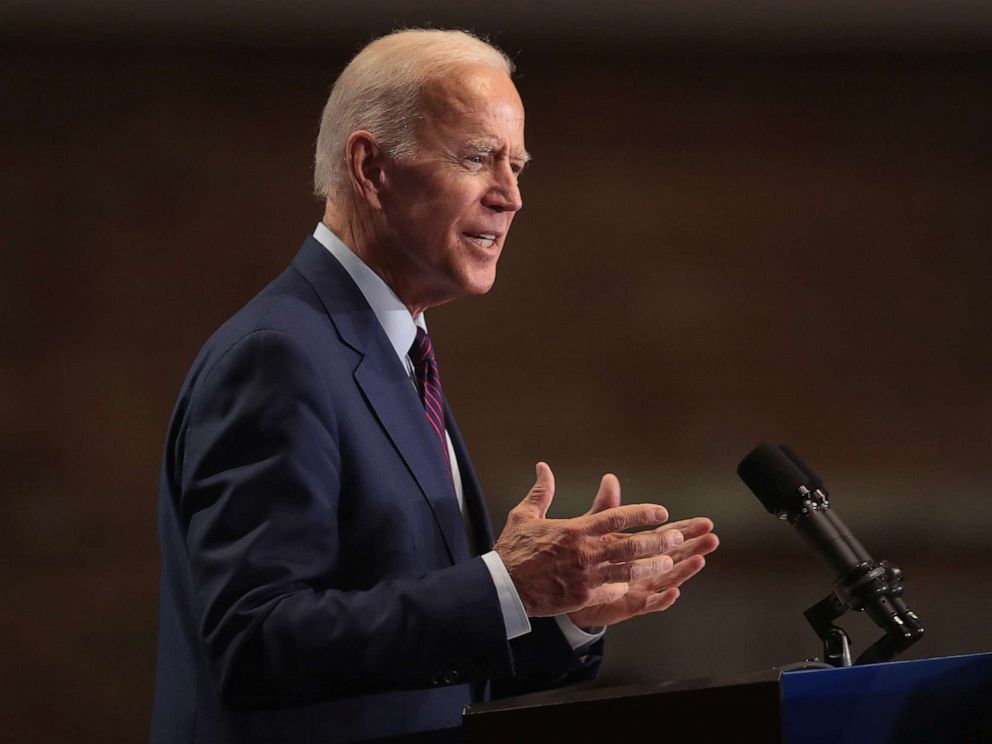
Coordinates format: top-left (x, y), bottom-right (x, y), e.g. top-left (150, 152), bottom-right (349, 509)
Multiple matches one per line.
top-left (197, 264), bottom-right (339, 367)
top-left (166, 264), bottom-right (348, 429)
top-left (219, 267), bottom-right (324, 342)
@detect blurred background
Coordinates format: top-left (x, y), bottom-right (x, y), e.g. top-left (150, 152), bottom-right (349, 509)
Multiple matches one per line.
top-left (2, 2), bottom-right (991, 740)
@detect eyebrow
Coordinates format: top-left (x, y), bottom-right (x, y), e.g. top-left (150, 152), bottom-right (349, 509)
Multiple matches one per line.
top-left (466, 141), bottom-right (532, 164)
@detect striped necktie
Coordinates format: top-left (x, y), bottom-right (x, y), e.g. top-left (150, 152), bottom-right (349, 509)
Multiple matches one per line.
top-left (411, 327), bottom-right (451, 469)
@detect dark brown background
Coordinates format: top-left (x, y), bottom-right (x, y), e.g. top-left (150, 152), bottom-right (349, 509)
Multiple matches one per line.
top-left (2, 6), bottom-right (991, 741)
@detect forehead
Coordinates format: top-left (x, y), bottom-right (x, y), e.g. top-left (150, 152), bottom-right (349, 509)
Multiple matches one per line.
top-left (417, 64), bottom-right (525, 149)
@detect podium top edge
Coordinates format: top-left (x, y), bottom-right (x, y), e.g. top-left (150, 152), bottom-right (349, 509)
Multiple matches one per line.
top-left (465, 666), bottom-right (782, 716)
top-left (465, 652), bottom-right (992, 717)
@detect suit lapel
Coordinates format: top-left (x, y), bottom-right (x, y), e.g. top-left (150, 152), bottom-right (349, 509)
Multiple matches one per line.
top-left (445, 403), bottom-right (494, 553)
top-left (354, 351), bottom-right (469, 563)
top-left (291, 237), bottom-right (468, 564)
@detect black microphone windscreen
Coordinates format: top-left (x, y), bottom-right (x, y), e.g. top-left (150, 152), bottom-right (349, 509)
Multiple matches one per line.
top-left (780, 444), bottom-right (828, 495)
top-left (738, 443), bottom-right (811, 515)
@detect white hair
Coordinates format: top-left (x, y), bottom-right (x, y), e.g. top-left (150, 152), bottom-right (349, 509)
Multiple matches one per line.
top-left (313, 29), bottom-right (514, 200)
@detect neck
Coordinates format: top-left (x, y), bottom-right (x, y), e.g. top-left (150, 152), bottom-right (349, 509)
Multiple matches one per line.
top-left (322, 199), bottom-right (439, 318)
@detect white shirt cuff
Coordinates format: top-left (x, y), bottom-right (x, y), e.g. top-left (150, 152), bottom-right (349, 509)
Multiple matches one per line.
top-left (554, 614), bottom-right (605, 650)
top-left (481, 551), bottom-right (531, 640)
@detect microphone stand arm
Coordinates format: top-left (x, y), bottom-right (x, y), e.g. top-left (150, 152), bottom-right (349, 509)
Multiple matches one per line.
top-left (804, 593), bottom-right (853, 667)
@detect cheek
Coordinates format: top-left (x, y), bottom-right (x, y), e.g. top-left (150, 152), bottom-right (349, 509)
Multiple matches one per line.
top-left (437, 183), bottom-right (483, 219)
top-left (395, 180), bottom-right (481, 241)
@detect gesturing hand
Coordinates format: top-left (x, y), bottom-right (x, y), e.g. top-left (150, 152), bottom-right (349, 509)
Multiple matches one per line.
top-left (493, 463), bottom-right (680, 617)
top-left (568, 474), bottom-right (719, 629)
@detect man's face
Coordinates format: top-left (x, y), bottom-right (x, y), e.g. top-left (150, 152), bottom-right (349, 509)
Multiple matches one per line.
top-left (376, 64), bottom-right (527, 312)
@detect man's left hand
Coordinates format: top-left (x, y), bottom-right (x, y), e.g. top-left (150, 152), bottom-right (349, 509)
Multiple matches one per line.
top-left (567, 476), bottom-right (719, 629)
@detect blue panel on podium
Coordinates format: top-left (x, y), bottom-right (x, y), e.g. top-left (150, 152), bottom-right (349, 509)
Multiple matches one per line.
top-left (781, 653), bottom-right (992, 743)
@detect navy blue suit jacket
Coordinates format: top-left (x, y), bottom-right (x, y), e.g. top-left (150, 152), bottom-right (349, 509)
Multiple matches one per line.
top-left (151, 236), bottom-right (600, 743)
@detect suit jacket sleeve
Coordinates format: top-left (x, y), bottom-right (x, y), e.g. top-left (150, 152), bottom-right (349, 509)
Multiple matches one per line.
top-left (490, 618), bottom-right (604, 699)
top-left (176, 328), bottom-right (517, 708)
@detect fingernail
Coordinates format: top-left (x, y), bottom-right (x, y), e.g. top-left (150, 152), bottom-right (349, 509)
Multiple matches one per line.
top-left (667, 530), bottom-right (684, 548)
top-left (662, 556), bottom-right (674, 572)
top-left (655, 509), bottom-right (667, 521)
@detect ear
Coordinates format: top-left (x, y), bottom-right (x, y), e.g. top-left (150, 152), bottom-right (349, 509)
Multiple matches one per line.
top-left (345, 130), bottom-right (386, 210)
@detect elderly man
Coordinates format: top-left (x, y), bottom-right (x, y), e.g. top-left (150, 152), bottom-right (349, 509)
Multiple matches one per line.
top-left (151, 29), bottom-right (717, 743)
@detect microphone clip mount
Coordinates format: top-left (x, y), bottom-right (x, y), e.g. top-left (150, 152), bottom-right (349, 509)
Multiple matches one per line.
top-left (804, 559), bottom-right (924, 667)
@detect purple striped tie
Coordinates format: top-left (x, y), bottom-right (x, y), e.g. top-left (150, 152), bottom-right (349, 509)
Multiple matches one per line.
top-left (411, 327), bottom-right (451, 469)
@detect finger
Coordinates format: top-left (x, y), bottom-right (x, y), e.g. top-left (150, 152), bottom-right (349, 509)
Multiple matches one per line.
top-left (514, 462), bottom-right (556, 519)
top-left (672, 555), bottom-right (707, 586)
top-left (594, 529), bottom-right (685, 563)
top-left (584, 473), bottom-right (621, 516)
top-left (640, 517), bottom-right (714, 543)
top-left (576, 503), bottom-right (669, 535)
top-left (630, 555), bottom-right (707, 593)
top-left (664, 532), bottom-right (720, 564)
top-left (598, 555), bottom-right (673, 584)
top-left (658, 517), bottom-right (715, 540)
top-left (664, 555), bottom-right (706, 589)
top-left (585, 581), bottom-right (629, 607)
top-left (643, 587), bottom-right (680, 614)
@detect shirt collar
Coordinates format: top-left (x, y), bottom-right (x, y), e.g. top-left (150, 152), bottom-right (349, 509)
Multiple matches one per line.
top-left (312, 222), bottom-right (426, 363)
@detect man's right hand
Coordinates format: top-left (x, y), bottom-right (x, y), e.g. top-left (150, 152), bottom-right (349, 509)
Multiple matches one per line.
top-left (493, 462), bottom-right (681, 617)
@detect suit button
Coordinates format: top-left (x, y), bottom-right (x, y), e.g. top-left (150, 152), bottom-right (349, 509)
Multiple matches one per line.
top-left (442, 670), bottom-right (461, 685)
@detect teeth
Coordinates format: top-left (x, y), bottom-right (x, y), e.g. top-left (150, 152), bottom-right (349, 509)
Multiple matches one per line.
top-left (471, 234), bottom-right (496, 241)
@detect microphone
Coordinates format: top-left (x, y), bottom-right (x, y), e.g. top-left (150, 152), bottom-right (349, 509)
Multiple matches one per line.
top-left (737, 443), bottom-right (924, 665)
top-left (737, 443), bottom-right (861, 576)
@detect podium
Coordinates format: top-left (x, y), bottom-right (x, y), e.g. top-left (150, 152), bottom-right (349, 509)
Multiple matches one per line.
top-left (463, 653), bottom-right (992, 742)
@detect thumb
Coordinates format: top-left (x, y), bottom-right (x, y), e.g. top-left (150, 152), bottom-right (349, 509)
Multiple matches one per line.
top-left (585, 473), bottom-right (621, 516)
top-left (516, 461), bottom-right (555, 519)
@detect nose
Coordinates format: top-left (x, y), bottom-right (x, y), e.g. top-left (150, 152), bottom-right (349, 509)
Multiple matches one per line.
top-left (483, 162), bottom-right (523, 213)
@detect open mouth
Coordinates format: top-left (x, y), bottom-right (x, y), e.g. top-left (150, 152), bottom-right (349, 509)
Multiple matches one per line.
top-left (463, 233), bottom-right (499, 247)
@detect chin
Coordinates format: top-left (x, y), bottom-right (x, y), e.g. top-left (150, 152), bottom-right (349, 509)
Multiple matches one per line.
top-left (461, 269), bottom-right (498, 296)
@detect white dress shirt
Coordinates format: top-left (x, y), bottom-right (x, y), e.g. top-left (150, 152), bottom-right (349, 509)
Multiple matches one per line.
top-left (313, 223), bottom-right (602, 649)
